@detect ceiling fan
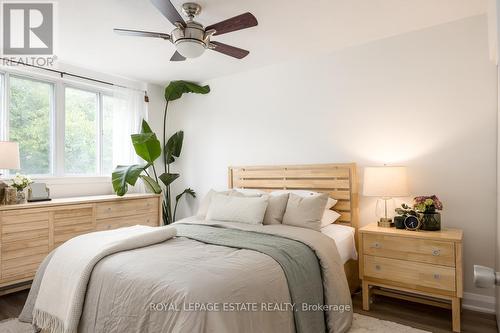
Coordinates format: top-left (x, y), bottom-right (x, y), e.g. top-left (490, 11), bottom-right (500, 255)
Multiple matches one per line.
top-left (114, 0), bottom-right (258, 61)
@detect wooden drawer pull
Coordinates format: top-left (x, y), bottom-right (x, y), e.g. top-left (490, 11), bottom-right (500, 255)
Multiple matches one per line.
top-left (375, 265), bottom-right (381, 271)
top-left (432, 249), bottom-right (440, 256)
top-left (371, 242), bottom-right (382, 249)
top-left (433, 273), bottom-right (440, 280)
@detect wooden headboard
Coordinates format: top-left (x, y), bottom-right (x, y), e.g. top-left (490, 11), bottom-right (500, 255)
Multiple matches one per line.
top-left (228, 163), bottom-right (359, 229)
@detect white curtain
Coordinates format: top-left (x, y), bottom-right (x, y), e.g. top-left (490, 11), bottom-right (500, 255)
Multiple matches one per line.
top-left (111, 86), bottom-right (147, 167)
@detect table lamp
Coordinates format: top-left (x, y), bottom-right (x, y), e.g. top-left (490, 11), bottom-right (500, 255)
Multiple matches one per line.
top-left (363, 166), bottom-right (409, 227)
top-left (0, 141), bottom-right (21, 204)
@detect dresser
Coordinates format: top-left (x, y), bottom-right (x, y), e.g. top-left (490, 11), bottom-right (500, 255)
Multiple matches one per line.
top-left (358, 223), bottom-right (463, 332)
top-left (0, 193), bottom-right (162, 294)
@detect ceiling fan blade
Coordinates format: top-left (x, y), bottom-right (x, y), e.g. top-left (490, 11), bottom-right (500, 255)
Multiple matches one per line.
top-left (150, 0), bottom-right (185, 26)
top-left (114, 28), bottom-right (170, 40)
top-left (206, 12), bottom-right (258, 36)
top-left (170, 51), bottom-right (186, 62)
top-left (210, 41), bottom-right (249, 59)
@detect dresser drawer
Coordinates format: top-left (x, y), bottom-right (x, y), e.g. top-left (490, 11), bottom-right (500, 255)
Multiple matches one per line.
top-left (364, 255), bottom-right (456, 292)
top-left (1, 211), bottom-right (50, 282)
top-left (53, 206), bottom-right (95, 248)
top-left (96, 212), bottom-right (159, 231)
top-left (96, 198), bottom-right (158, 219)
top-left (363, 233), bottom-right (455, 267)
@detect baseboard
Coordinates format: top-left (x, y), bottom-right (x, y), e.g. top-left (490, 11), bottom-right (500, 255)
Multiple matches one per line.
top-left (462, 292), bottom-right (496, 314)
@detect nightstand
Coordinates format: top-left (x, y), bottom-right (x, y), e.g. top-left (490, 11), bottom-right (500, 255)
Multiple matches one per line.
top-left (358, 223), bottom-right (463, 332)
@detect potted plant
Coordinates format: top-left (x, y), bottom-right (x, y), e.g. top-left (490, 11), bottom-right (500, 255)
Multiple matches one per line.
top-left (111, 81), bottom-right (210, 225)
top-left (11, 173), bottom-right (33, 204)
top-left (414, 195), bottom-right (443, 231)
top-left (394, 203), bottom-right (418, 229)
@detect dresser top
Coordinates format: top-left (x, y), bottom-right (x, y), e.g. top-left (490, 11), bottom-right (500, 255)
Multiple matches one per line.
top-left (360, 223), bottom-right (463, 241)
top-left (0, 193), bottom-right (160, 211)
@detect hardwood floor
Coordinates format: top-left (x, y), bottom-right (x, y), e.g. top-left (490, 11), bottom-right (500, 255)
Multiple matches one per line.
top-left (352, 292), bottom-right (498, 333)
top-left (0, 290), bottom-right (28, 321)
top-left (0, 290), bottom-right (497, 333)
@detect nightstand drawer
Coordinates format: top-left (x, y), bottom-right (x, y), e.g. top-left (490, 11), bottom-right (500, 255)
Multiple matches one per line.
top-left (364, 255), bottom-right (456, 291)
top-left (363, 233), bottom-right (455, 266)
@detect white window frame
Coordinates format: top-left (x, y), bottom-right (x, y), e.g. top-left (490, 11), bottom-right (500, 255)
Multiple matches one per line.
top-left (0, 67), bottom-right (115, 178)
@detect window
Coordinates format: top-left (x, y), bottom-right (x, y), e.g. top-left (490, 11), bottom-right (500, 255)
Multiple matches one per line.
top-left (64, 87), bottom-right (98, 175)
top-left (8, 76), bottom-right (54, 175)
top-left (0, 71), bottom-right (141, 177)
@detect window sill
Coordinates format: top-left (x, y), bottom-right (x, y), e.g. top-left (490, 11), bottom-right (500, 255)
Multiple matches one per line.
top-left (1, 176), bottom-right (111, 185)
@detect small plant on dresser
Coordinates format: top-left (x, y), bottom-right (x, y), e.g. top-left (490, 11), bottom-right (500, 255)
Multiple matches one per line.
top-left (394, 195), bottom-right (443, 231)
top-left (414, 195), bottom-right (443, 231)
top-left (10, 173), bottom-right (33, 204)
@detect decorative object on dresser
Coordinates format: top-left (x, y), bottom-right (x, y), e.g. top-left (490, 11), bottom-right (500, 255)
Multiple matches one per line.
top-left (363, 166), bottom-right (409, 227)
top-left (414, 195), bottom-right (443, 231)
top-left (394, 203), bottom-right (418, 229)
top-left (0, 141), bottom-right (21, 205)
top-left (27, 183), bottom-right (51, 202)
top-left (0, 193), bottom-right (162, 294)
top-left (4, 187), bottom-right (17, 205)
top-left (403, 215), bottom-right (421, 230)
top-left (359, 223), bottom-right (463, 332)
top-left (10, 174), bottom-right (33, 204)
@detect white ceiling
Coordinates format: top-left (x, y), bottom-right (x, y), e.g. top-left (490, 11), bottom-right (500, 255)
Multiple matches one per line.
top-left (54, 0), bottom-right (487, 85)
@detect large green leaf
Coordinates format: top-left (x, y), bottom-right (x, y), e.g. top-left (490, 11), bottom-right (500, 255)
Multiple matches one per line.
top-left (164, 81), bottom-right (210, 102)
top-left (131, 133), bottom-right (161, 163)
top-left (165, 131), bottom-right (184, 164)
top-left (112, 164), bottom-right (146, 196)
top-left (141, 119), bottom-right (154, 134)
top-left (159, 172), bottom-right (180, 187)
top-left (140, 175), bottom-right (162, 194)
top-left (173, 188), bottom-right (196, 222)
top-left (176, 188), bottom-right (196, 202)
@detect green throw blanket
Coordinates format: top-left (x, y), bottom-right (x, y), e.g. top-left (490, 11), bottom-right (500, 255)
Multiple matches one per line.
top-left (175, 223), bottom-right (326, 333)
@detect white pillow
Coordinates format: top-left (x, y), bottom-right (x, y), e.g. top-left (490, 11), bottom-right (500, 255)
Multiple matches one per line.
top-left (197, 189), bottom-right (243, 218)
top-left (206, 194), bottom-right (269, 225)
top-left (270, 190), bottom-right (337, 209)
top-left (282, 193), bottom-right (329, 231)
top-left (326, 197), bottom-right (338, 210)
top-left (263, 193), bottom-right (289, 225)
top-left (320, 209), bottom-right (341, 227)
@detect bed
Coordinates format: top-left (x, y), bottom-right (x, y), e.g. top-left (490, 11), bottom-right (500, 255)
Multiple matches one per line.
top-left (228, 163), bottom-right (360, 293)
top-left (20, 163), bottom-right (360, 333)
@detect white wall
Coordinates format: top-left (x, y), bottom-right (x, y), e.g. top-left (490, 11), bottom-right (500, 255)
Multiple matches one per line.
top-left (157, 15), bottom-right (498, 305)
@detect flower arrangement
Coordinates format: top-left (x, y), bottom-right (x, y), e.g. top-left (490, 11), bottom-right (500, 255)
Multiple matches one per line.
top-left (414, 195), bottom-right (443, 213)
top-left (11, 173), bottom-right (33, 191)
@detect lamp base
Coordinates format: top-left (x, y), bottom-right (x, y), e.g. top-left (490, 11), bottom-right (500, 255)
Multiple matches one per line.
top-left (377, 217), bottom-right (393, 228)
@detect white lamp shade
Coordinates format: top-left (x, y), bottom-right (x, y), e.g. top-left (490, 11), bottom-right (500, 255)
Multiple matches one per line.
top-left (0, 141), bottom-right (21, 169)
top-left (363, 166), bottom-right (409, 197)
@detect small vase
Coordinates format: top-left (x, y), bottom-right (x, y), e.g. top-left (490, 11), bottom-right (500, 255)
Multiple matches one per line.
top-left (420, 212), bottom-right (441, 231)
top-left (394, 216), bottom-right (406, 229)
top-left (16, 189), bottom-right (27, 204)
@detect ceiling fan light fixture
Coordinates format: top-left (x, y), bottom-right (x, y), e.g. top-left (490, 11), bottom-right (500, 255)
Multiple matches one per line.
top-left (114, 1), bottom-right (257, 61)
top-left (175, 39), bottom-right (206, 58)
